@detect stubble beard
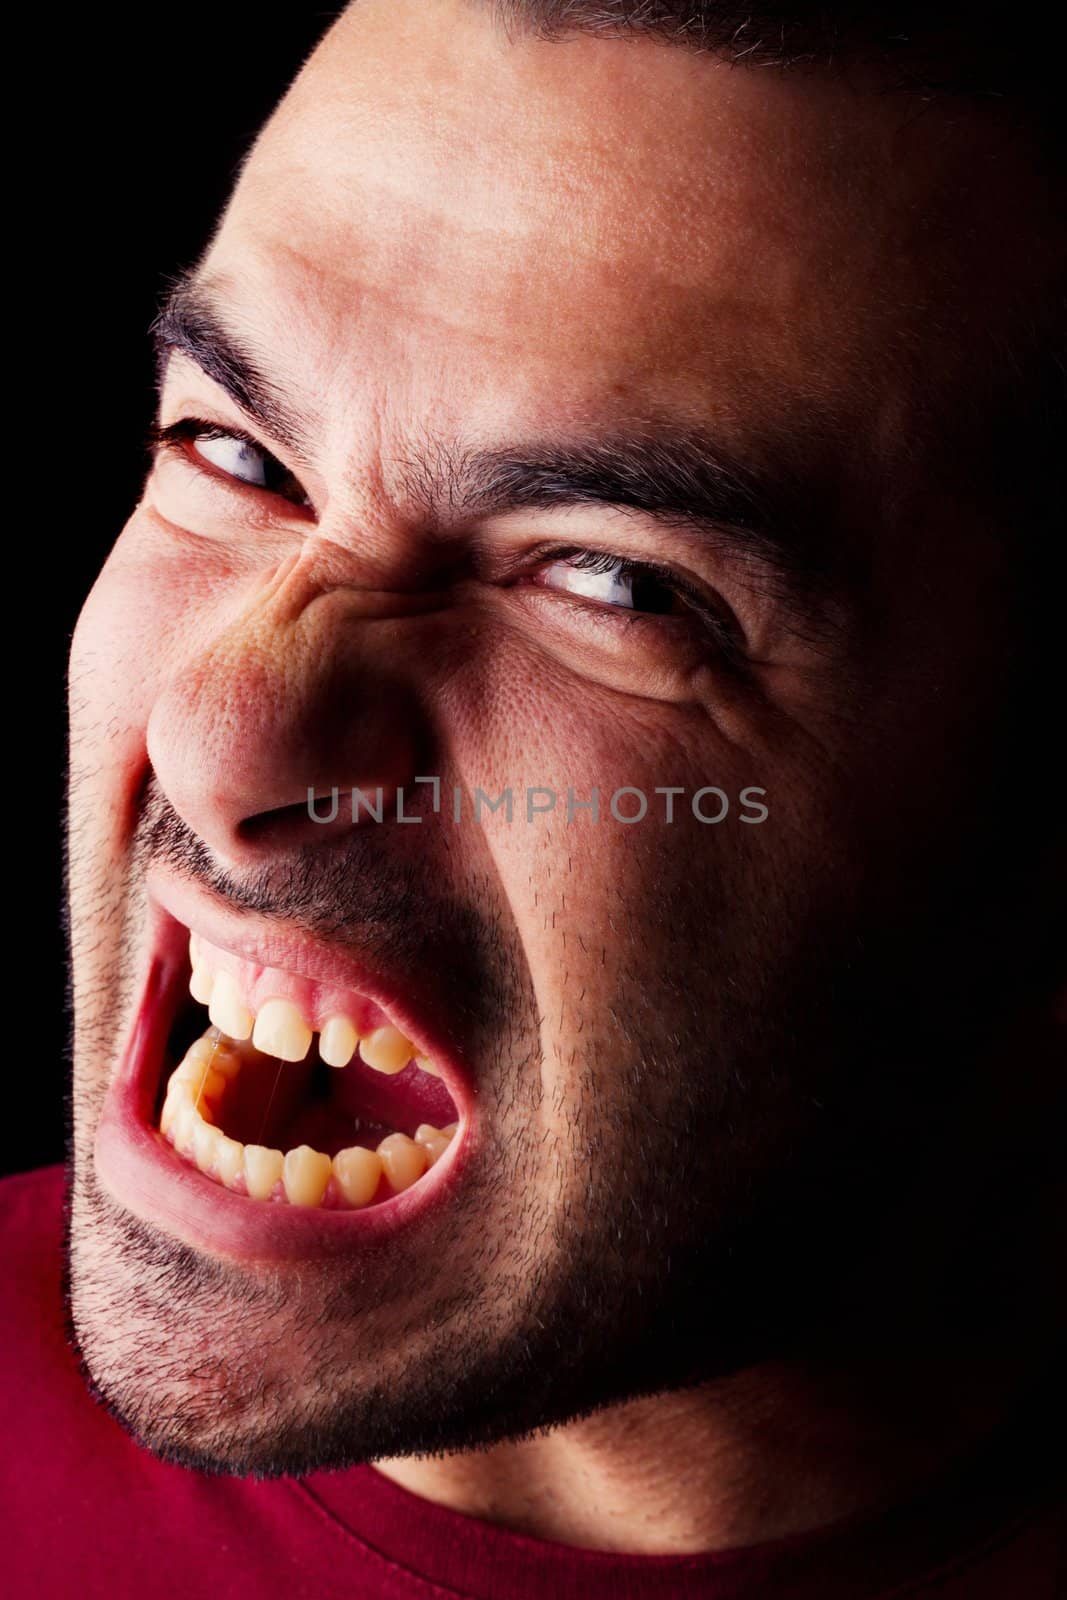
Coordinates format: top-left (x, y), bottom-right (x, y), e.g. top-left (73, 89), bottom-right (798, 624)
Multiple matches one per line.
top-left (61, 773), bottom-right (1015, 1478)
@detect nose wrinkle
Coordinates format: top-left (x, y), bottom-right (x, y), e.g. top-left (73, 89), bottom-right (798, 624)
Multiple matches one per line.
top-left (259, 547), bottom-right (305, 601)
top-left (237, 542), bottom-right (457, 646)
top-left (146, 546), bottom-right (430, 864)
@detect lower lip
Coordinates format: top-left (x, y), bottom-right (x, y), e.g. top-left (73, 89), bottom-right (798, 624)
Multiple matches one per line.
top-left (93, 914), bottom-right (470, 1262)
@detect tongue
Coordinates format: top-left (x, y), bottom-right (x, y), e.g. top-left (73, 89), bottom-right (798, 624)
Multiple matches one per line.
top-left (274, 1099), bottom-right (390, 1157)
top-left (216, 1049), bottom-right (458, 1155)
top-left (331, 1055), bottom-right (458, 1130)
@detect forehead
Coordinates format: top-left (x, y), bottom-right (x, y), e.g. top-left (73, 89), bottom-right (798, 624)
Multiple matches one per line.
top-left (197, 0), bottom-right (1027, 463)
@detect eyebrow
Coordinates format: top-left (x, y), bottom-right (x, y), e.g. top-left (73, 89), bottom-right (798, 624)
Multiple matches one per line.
top-left (151, 271), bottom-right (319, 458)
top-left (433, 436), bottom-right (837, 596)
top-left (152, 272), bottom-right (840, 596)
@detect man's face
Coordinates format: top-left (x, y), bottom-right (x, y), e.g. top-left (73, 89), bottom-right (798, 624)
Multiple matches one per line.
top-left (66, 0), bottom-right (1060, 1471)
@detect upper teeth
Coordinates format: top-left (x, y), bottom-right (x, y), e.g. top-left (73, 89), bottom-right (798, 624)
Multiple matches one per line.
top-left (359, 1026), bottom-right (415, 1075)
top-left (252, 997), bottom-right (313, 1062)
top-left (207, 972), bottom-right (254, 1041)
top-left (188, 935), bottom-right (434, 1078)
top-left (320, 1014), bottom-right (359, 1068)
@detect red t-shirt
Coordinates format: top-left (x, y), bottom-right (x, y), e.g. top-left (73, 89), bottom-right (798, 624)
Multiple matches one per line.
top-left (4, 1166), bottom-right (1063, 1599)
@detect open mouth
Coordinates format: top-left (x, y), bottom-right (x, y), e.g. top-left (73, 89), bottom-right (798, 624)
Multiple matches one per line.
top-left (158, 931), bottom-right (462, 1211)
top-left (93, 890), bottom-right (473, 1255)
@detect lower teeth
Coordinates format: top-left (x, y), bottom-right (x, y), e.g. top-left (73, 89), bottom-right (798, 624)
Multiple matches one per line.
top-left (160, 1031), bottom-right (457, 1209)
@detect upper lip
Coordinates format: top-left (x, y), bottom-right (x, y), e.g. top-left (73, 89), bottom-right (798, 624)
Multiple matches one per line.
top-left (146, 867), bottom-right (475, 1117)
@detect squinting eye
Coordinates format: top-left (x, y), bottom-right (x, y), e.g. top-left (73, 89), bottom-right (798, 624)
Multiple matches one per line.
top-left (537, 550), bottom-right (688, 615)
top-left (152, 419), bottom-right (313, 509)
top-left (192, 431), bottom-right (311, 508)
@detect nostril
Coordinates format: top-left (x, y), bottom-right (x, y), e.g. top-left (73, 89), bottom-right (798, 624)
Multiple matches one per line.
top-left (237, 796), bottom-right (357, 848)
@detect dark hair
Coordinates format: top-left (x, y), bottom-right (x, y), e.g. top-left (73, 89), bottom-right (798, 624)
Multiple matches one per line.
top-left (485, 3), bottom-right (1063, 119)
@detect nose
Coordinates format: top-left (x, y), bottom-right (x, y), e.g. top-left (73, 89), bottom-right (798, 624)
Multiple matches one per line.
top-left (146, 561), bottom-right (428, 868)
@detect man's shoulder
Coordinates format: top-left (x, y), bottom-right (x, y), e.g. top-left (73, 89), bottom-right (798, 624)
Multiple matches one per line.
top-left (1, 1161), bottom-right (66, 1230)
top-left (0, 1164), bottom-right (75, 1414)
top-left (0, 1162), bottom-right (67, 1311)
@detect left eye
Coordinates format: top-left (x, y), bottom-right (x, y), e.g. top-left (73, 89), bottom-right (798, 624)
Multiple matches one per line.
top-left (537, 550), bottom-right (689, 615)
top-left (153, 420), bottom-right (312, 509)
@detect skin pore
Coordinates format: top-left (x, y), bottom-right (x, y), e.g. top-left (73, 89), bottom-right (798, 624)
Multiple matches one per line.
top-left (66, 0), bottom-right (1063, 1556)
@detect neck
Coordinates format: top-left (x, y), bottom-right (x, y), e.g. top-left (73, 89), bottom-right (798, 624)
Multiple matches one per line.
top-left (373, 1338), bottom-right (1050, 1554)
top-left (377, 1029), bottom-right (1065, 1554)
top-left (375, 1135), bottom-right (1065, 1555)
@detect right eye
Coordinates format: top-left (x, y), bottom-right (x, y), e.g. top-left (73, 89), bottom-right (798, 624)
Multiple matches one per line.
top-left (150, 418), bottom-right (313, 510)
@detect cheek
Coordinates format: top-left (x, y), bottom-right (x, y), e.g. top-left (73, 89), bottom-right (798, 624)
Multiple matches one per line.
top-left (432, 624), bottom-right (856, 1108)
top-left (433, 631), bottom-right (766, 1012)
top-left (70, 529), bottom-right (162, 858)
top-left (68, 509), bottom-right (231, 854)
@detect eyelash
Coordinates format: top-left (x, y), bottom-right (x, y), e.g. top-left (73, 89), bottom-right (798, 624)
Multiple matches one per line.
top-left (147, 417), bottom-right (313, 510)
top-left (527, 545), bottom-right (744, 661)
top-left (148, 419), bottom-right (743, 661)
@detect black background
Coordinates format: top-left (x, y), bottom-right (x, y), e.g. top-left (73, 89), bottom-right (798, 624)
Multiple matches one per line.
top-left (16, 8), bottom-right (340, 1180)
